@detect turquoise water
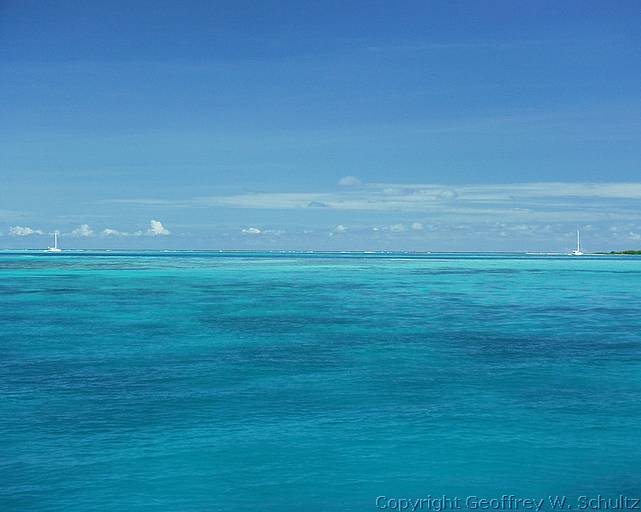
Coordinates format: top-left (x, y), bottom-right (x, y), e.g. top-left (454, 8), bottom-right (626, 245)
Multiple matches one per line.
top-left (2, 252), bottom-right (641, 511)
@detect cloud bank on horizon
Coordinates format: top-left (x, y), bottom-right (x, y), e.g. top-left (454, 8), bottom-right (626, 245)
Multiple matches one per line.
top-left (3, 180), bottom-right (641, 251)
top-left (6, 221), bottom-right (171, 240)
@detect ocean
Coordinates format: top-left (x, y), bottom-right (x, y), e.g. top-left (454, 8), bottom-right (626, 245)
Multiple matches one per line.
top-left (2, 252), bottom-right (641, 511)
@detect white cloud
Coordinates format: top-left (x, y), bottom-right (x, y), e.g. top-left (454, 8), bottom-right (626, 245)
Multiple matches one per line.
top-left (101, 228), bottom-right (142, 237)
top-left (334, 224), bottom-right (348, 233)
top-left (146, 219), bottom-right (170, 236)
top-left (241, 227), bottom-right (261, 235)
top-left (70, 224), bottom-right (94, 237)
top-left (9, 226), bottom-right (43, 236)
top-left (411, 222), bottom-right (424, 231)
top-left (338, 175), bottom-right (361, 186)
top-left (102, 228), bottom-right (124, 237)
top-left (389, 223), bottom-right (407, 232)
top-left (436, 189), bottom-right (458, 201)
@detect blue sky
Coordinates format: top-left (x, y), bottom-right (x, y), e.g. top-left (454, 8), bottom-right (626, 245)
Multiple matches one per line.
top-left (1, 0), bottom-right (640, 251)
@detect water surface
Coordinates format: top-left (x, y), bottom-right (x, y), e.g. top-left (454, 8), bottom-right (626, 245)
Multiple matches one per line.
top-left (2, 252), bottom-right (641, 511)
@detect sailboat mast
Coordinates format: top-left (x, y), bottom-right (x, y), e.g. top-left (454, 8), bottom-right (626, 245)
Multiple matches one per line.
top-left (577, 229), bottom-right (580, 252)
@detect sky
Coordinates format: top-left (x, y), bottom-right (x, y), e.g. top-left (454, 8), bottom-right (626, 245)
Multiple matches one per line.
top-left (1, 0), bottom-right (640, 251)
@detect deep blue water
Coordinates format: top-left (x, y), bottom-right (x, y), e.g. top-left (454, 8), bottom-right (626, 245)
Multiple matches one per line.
top-left (2, 252), bottom-right (641, 511)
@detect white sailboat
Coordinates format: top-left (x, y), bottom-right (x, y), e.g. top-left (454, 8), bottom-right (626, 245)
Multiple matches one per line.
top-left (571, 229), bottom-right (583, 256)
top-left (47, 231), bottom-right (62, 253)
